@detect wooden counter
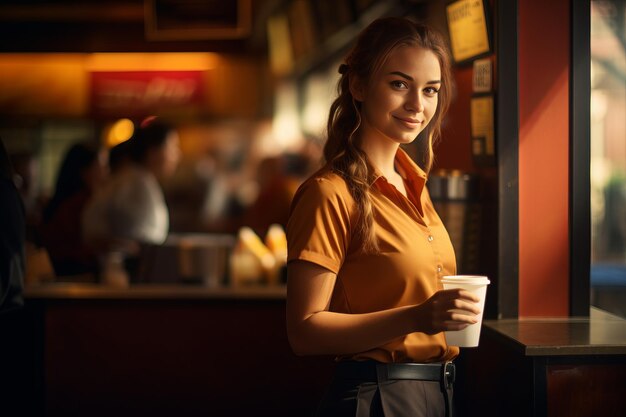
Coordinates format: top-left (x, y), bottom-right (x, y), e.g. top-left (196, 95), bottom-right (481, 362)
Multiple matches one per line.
top-left (23, 283), bottom-right (626, 417)
top-left (454, 308), bottom-right (626, 417)
top-left (22, 282), bottom-right (333, 417)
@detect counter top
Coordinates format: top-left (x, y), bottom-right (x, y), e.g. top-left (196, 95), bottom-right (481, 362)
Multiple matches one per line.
top-left (24, 283), bottom-right (287, 300)
top-left (483, 308), bottom-right (626, 356)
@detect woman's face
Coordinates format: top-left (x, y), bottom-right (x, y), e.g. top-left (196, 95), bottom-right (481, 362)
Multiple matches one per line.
top-left (149, 131), bottom-right (181, 179)
top-left (356, 45), bottom-right (441, 146)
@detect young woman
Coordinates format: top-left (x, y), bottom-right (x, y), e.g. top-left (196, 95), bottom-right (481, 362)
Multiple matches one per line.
top-left (286, 18), bottom-right (481, 417)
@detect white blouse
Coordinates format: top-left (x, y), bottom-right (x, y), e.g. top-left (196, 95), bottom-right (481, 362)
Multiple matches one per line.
top-left (83, 166), bottom-right (169, 247)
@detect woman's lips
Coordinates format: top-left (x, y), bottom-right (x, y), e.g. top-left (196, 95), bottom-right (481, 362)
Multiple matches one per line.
top-left (393, 115), bottom-right (422, 129)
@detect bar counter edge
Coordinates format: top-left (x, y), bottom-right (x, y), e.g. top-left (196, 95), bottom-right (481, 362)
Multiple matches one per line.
top-left (24, 282), bottom-right (287, 300)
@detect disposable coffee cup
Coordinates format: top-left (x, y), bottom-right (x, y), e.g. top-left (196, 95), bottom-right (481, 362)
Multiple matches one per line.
top-left (440, 275), bottom-right (490, 347)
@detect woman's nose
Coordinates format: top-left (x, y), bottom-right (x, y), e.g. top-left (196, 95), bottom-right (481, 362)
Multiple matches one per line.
top-left (405, 90), bottom-right (424, 113)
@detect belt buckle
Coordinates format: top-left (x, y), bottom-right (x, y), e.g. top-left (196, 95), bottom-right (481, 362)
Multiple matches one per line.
top-left (441, 362), bottom-right (455, 390)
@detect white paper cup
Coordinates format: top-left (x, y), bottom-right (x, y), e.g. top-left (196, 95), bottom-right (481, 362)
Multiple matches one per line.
top-left (440, 275), bottom-right (490, 347)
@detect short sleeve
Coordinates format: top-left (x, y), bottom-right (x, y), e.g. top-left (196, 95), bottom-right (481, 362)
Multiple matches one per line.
top-left (286, 176), bottom-right (353, 274)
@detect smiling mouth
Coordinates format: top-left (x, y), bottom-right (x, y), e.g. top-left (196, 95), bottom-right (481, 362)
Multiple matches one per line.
top-left (393, 116), bottom-right (423, 127)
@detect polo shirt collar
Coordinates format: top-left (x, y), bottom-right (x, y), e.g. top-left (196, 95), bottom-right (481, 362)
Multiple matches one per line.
top-left (368, 147), bottom-right (428, 186)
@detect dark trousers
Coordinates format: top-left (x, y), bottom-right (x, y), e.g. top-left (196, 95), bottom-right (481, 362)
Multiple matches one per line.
top-left (316, 362), bottom-right (453, 417)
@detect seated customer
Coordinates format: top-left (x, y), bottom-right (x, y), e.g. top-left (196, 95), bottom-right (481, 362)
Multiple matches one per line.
top-left (83, 118), bottom-right (181, 277)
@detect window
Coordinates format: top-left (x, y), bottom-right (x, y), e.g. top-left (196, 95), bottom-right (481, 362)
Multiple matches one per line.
top-left (590, 0), bottom-right (626, 318)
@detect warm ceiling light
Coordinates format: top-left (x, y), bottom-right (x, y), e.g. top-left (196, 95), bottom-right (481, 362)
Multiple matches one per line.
top-left (107, 118), bottom-right (134, 148)
top-left (85, 53), bottom-right (221, 71)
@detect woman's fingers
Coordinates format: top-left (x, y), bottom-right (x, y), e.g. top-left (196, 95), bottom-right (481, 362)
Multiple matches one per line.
top-left (441, 288), bottom-right (481, 303)
top-left (417, 289), bottom-right (484, 334)
top-left (435, 292), bottom-right (481, 315)
top-left (447, 311), bottom-right (479, 324)
top-left (450, 299), bottom-right (482, 315)
top-left (437, 293), bottom-right (481, 327)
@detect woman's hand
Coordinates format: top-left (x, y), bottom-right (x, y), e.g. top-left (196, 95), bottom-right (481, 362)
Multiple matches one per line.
top-left (414, 289), bottom-right (482, 335)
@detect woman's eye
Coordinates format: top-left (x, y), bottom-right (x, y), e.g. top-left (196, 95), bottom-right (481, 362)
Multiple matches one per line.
top-left (424, 87), bottom-right (440, 96)
top-left (390, 80), bottom-right (408, 89)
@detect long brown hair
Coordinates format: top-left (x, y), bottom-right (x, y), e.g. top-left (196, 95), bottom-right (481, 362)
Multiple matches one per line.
top-left (324, 17), bottom-right (453, 253)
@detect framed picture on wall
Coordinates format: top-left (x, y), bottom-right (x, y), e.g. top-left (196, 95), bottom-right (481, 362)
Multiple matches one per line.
top-left (470, 94), bottom-right (496, 166)
top-left (445, 0), bottom-right (492, 64)
top-left (145, 0), bottom-right (252, 41)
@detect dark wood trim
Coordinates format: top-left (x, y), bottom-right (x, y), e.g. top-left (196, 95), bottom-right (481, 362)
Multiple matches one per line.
top-left (0, 5), bottom-right (144, 22)
top-left (532, 357), bottom-right (548, 417)
top-left (496, 0), bottom-right (519, 318)
top-left (569, 0), bottom-right (591, 317)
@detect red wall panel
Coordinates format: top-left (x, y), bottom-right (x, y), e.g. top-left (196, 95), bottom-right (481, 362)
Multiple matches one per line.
top-left (518, 0), bottom-right (571, 316)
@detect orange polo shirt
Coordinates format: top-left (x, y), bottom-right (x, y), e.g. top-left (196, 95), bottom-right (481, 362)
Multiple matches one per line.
top-left (287, 148), bottom-right (459, 363)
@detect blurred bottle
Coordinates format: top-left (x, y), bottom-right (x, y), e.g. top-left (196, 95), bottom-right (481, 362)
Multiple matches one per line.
top-left (230, 227), bottom-right (277, 286)
top-left (265, 224), bottom-right (287, 267)
top-left (101, 252), bottom-right (129, 287)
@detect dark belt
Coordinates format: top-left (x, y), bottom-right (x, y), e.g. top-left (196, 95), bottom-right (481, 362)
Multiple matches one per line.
top-left (335, 360), bottom-right (455, 387)
top-left (335, 361), bottom-right (455, 417)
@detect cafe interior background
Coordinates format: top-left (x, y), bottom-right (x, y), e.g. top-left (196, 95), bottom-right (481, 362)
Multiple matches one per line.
top-left (0, 0), bottom-right (625, 416)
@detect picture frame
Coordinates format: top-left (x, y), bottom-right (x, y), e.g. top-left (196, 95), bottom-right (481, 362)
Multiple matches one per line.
top-left (445, 0), bottom-right (492, 64)
top-left (470, 93), bottom-right (496, 166)
top-left (145, 0), bottom-right (252, 41)
top-left (472, 58), bottom-right (492, 93)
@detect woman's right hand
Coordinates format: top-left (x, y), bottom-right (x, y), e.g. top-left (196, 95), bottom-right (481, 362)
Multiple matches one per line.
top-left (414, 289), bottom-right (482, 335)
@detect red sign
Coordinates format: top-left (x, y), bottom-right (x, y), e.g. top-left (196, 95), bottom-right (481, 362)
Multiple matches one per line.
top-left (90, 71), bottom-right (204, 118)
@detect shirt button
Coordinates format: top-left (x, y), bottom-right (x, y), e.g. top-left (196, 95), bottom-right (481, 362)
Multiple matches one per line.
top-left (428, 235), bottom-right (434, 242)
top-left (437, 265), bottom-right (443, 273)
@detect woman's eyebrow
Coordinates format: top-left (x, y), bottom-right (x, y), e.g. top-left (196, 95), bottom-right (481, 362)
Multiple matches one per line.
top-left (388, 71), bottom-right (413, 81)
top-left (388, 71), bottom-right (441, 84)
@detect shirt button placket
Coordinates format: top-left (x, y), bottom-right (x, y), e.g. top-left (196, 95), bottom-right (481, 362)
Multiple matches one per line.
top-left (425, 227), bottom-right (443, 276)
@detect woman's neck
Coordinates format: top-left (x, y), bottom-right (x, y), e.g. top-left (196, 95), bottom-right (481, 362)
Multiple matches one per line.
top-left (359, 134), bottom-right (400, 179)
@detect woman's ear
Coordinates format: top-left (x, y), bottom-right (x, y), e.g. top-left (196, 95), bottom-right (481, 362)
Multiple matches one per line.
top-left (349, 75), bottom-right (366, 102)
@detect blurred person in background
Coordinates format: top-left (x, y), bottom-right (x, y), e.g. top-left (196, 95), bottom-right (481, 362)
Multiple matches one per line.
top-left (108, 138), bottom-right (133, 175)
top-left (11, 151), bottom-right (45, 245)
top-left (39, 142), bottom-right (108, 278)
top-left (83, 117), bottom-right (181, 278)
top-left (199, 147), bottom-right (249, 234)
top-left (0, 137), bottom-right (25, 313)
top-left (0, 137), bottom-right (31, 415)
top-left (244, 151), bottom-right (316, 237)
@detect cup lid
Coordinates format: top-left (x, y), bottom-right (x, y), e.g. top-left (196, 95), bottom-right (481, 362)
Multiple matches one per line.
top-left (441, 275), bottom-right (490, 285)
